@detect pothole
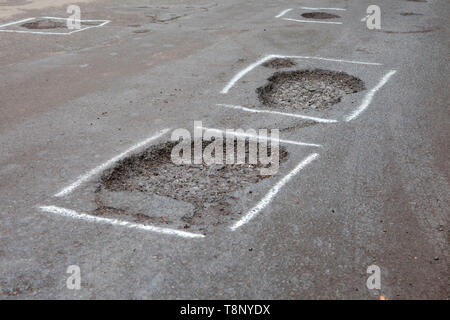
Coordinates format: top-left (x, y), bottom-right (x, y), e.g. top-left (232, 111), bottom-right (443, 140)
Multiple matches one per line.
top-left (301, 12), bottom-right (340, 19)
top-left (263, 58), bottom-right (296, 69)
top-left (399, 12), bottom-right (423, 16)
top-left (133, 29), bottom-right (151, 34)
top-left (257, 69), bottom-right (365, 111)
top-left (21, 19), bottom-right (66, 29)
top-left (95, 140), bottom-right (288, 231)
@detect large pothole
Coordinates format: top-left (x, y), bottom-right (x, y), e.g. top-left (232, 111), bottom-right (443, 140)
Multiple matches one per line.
top-left (301, 12), bottom-right (341, 19)
top-left (21, 19), bottom-right (67, 29)
top-left (95, 140), bottom-right (288, 231)
top-left (257, 69), bottom-right (365, 111)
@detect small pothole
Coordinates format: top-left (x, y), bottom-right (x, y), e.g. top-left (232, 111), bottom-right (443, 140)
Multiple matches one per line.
top-left (21, 19), bottom-right (66, 29)
top-left (95, 140), bottom-right (288, 231)
top-left (301, 12), bottom-right (340, 19)
top-left (399, 12), bottom-right (423, 16)
top-left (263, 58), bottom-right (296, 69)
top-left (257, 69), bottom-right (365, 111)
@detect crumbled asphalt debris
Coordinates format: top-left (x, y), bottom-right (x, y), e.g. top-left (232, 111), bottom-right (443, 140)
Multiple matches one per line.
top-left (301, 12), bottom-right (340, 19)
top-left (257, 69), bottom-right (365, 111)
top-left (263, 58), bottom-right (296, 69)
top-left (97, 139), bottom-right (288, 228)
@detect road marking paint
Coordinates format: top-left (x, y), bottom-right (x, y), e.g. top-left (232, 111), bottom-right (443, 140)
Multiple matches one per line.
top-left (0, 17), bottom-right (110, 35)
top-left (197, 126), bottom-right (321, 148)
top-left (282, 18), bottom-right (343, 25)
top-left (221, 55), bottom-right (276, 94)
top-left (39, 206), bottom-right (205, 239)
top-left (42, 16), bottom-right (109, 22)
top-left (299, 7), bottom-right (347, 11)
top-left (345, 70), bottom-right (397, 121)
top-left (216, 104), bottom-right (338, 123)
top-left (275, 8), bottom-right (293, 18)
top-left (0, 17), bottom-right (35, 28)
top-left (284, 55), bottom-right (382, 66)
top-left (230, 153), bottom-right (319, 230)
top-left (54, 128), bottom-right (170, 197)
top-left (221, 54), bottom-right (382, 94)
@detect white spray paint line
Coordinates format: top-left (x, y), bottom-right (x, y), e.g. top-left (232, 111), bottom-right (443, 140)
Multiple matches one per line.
top-left (230, 153), bottom-right (319, 231)
top-left (0, 17), bottom-right (35, 28)
top-left (275, 8), bottom-right (293, 18)
top-left (54, 128), bottom-right (170, 198)
top-left (282, 18), bottom-right (343, 25)
top-left (221, 55), bottom-right (277, 94)
top-left (345, 70), bottom-right (397, 121)
top-left (216, 104), bottom-right (337, 123)
top-left (221, 54), bottom-right (382, 94)
top-left (0, 17), bottom-right (110, 35)
top-left (299, 7), bottom-right (347, 11)
top-left (40, 206), bottom-right (205, 239)
top-left (42, 16), bottom-right (109, 22)
top-left (284, 55), bottom-right (383, 66)
top-left (197, 126), bottom-right (321, 148)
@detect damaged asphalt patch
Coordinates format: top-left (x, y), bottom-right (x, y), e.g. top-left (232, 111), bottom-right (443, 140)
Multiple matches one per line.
top-left (263, 58), bottom-right (296, 69)
top-left (301, 12), bottom-right (341, 19)
top-left (21, 19), bottom-right (66, 29)
top-left (257, 69), bottom-right (365, 111)
top-left (94, 140), bottom-right (288, 232)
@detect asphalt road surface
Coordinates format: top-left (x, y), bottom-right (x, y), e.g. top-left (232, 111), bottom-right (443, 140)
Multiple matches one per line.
top-left (0, 0), bottom-right (448, 299)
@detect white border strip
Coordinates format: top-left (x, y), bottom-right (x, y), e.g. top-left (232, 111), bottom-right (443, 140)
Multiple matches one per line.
top-left (54, 128), bottom-right (170, 198)
top-left (0, 16), bottom-right (110, 35)
top-left (197, 126), bottom-right (321, 148)
top-left (345, 70), bottom-right (397, 121)
top-left (221, 55), bottom-right (275, 94)
top-left (275, 8), bottom-right (293, 18)
top-left (221, 54), bottom-right (382, 94)
top-left (40, 206), bottom-right (205, 239)
top-left (216, 104), bottom-right (338, 123)
top-left (230, 153), bottom-right (319, 230)
top-left (0, 17), bottom-right (35, 28)
top-left (282, 18), bottom-right (342, 25)
top-left (299, 7), bottom-right (347, 11)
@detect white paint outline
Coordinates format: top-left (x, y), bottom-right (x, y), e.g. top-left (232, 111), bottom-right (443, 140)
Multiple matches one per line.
top-left (299, 7), bottom-right (347, 11)
top-left (0, 16), bottom-right (110, 35)
top-left (197, 125), bottom-right (321, 148)
top-left (215, 104), bottom-right (338, 124)
top-left (54, 128), bottom-right (170, 198)
top-left (39, 206), bottom-right (205, 239)
top-left (230, 153), bottom-right (319, 230)
top-left (275, 8), bottom-right (293, 18)
top-left (221, 54), bottom-right (382, 94)
top-left (345, 70), bottom-right (397, 121)
top-left (282, 18), bottom-right (342, 25)
top-left (0, 17), bottom-right (35, 28)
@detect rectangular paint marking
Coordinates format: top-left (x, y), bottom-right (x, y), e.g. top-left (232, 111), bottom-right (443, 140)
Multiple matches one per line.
top-left (54, 128), bottom-right (170, 198)
top-left (0, 17), bottom-right (35, 28)
top-left (282, 18), bottom-right (343, 25)
top-left (197, 126), bottom-right (322, 148)
top-left (221, 54), bottom-right (382, 94)
top-left (230, 153), bottom-right (319, 230)
top-left (39, 206), bottom-right (205, 239)
top-left (345, 70), bottom-right (397, 121)
top-left (299, 7), bottom-right (347, 11)
top-left (0, 17), bottom-right (110, 35)
top-left (216, 104), bottom-right (338, 123)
